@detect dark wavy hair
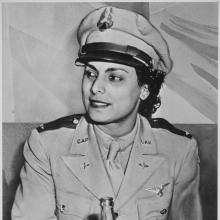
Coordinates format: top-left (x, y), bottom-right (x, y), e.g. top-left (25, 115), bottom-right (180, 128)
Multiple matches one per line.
top-left (136, 68), bottom-right (166, 118)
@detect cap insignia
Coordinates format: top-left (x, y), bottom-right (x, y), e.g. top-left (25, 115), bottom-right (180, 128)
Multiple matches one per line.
top-left (97, 7), bottom-right (113, 32)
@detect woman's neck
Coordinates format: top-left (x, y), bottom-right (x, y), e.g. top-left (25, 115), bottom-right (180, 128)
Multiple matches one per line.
top-left (96, 114), bottom-right (138, 138)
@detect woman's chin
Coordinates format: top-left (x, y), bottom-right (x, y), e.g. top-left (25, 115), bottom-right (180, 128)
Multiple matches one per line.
top-left (88, 114), bottom-right (111, 124)
top-left (86, 109), bottom-right (116, 124)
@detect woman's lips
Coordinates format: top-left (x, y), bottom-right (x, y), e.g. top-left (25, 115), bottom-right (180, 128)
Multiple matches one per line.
top-left (89, 99), bottom-right (110, 108)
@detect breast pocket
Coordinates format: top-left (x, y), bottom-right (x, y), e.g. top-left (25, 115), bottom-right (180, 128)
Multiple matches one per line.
top-left (56, 190), bottom-right (93, 220)
top-left (137, 181), bottom-right (173, 220)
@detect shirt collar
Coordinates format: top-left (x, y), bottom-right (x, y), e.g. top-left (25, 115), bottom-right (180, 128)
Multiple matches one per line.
top-left (93, 116), bottom-right (139, 152)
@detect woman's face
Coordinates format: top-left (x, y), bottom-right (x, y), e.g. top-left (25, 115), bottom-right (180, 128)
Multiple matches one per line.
top-left (82, 61), bottom-right (147, 125)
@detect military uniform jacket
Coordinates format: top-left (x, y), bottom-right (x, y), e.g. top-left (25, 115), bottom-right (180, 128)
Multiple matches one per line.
top-left (12, 114), bottom-right (202, 220)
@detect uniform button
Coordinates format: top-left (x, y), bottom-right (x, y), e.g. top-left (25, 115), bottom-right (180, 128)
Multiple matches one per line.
top-left (73, 118), bottom-right (79, 124)
top-left (160, 209), bottom-right (167, 215)
top-left (40, 124), bottom-right (45, 130)
top-left (60, 204), bottom-right (66, 212)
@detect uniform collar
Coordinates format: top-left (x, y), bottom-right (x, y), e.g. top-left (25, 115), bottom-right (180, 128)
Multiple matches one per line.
top-left (69, 114), bottom-right (158, 156)
top-left (138, 114), bottom-right (158, 155)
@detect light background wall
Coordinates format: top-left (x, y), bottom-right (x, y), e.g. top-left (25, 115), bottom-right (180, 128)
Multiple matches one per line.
top-left (2, 2), bottom-right (218, 123)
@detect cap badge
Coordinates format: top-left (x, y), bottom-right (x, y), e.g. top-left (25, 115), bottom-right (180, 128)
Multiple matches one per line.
top-left (97, 7), bottom-right (113, 31)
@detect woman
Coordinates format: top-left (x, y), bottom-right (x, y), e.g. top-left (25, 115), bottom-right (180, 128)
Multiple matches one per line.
top-left (12, 6), bottom-right (202, 220)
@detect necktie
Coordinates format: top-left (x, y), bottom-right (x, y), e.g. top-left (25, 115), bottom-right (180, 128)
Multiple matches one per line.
top-left (106, 140), bottom-right (124, 195)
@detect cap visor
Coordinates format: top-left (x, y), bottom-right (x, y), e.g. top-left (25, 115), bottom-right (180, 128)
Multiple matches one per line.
top-left (75, 52), bottom-right (145, 69)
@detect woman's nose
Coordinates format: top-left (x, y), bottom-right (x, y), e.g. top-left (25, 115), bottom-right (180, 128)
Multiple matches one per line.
top-left (90, 77), bottom-right (105, 94)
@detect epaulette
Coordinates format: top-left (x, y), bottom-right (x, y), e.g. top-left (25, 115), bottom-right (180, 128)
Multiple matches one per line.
top-left (148, 118), bottom-right (192, 139)
top-left (36, 114), bottom-right (83, 133)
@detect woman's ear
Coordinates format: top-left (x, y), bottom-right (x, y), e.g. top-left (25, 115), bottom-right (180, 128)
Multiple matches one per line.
top-left (140, 85), bottom-right (149, 100)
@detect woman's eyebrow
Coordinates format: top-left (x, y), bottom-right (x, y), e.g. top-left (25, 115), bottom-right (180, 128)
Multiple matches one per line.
top-left (106, 67), bottom-right (128, 73)
top-left (85, 64), bottom-right (97, 71)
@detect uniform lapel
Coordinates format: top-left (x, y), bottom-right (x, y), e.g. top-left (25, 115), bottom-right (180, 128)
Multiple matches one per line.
top-left (115, 115), bottom-right (166, 209)
top-left (62, 117), bottom-right (114, 199)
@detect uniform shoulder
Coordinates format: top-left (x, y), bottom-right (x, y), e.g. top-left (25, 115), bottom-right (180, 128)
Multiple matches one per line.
top-left (33, 114), bottom-right (85, 155)
top-left (148, 117), bottom-right (192, 139)
top-left (36, 114), bottom-right (83, 133)
top-left (148, 118), bottom-right (197, 164)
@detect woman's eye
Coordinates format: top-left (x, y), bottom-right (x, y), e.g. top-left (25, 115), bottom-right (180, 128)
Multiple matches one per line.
top-left (84, 70), bottom-right (97, 79)
top-left (108, 74), bottom-right (123, 82)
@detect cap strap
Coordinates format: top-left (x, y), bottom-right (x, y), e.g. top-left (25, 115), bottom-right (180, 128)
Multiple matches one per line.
top-left (77, 42), bottom-right (153, 70)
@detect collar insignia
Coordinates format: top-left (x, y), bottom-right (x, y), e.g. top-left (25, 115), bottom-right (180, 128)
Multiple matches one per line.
top-left (77, 137), bottom-right (88, 144)
top-left (139, 162), bottom-right (149, 168)
top-left (82, 162), bottom-right (90, 169)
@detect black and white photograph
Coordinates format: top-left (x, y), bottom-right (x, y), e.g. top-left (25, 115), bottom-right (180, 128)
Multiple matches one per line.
top-left (2, 2), bottom-right (218, 220)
